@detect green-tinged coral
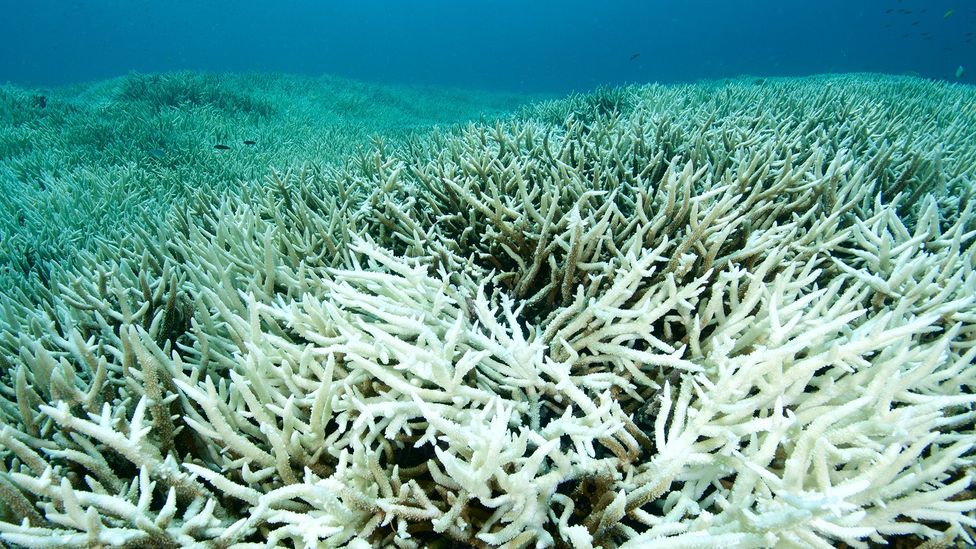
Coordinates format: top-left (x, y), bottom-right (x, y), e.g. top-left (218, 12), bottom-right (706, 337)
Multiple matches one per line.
top-left (0, 72), bottom-right (540, 293)
top-left (0, 73), bottom-right (975, 548)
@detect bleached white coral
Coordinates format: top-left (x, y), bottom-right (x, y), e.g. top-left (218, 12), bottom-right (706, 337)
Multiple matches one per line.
top-left (0, 74), bottom-right (974, 547)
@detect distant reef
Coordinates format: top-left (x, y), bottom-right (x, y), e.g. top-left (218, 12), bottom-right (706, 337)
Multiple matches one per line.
top-left (0, 72), bottom-right (537, 291)
top-left (0, 73), bottom-right (975, 547)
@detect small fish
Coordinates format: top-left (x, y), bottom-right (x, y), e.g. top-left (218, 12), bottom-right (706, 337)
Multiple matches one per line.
top-left (956, 65), bottom-right (965, 78)
top-left (214, 144), bottom-right (231, 150)
top-left (148, 148), bottom-right (165, 159)
top-left (885, 8), bottom-right (893, 13)
top-left (243, 139), bottom-right (256, 145)
top-left (629, 53), bottom-right (640, 61)
top-left (944, 9), bottom-right (953, 18)
top-left (911, 21), bottom-right (920, 26)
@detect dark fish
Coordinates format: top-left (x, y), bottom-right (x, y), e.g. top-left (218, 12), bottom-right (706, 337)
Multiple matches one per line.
top-left (243, 139), bottom-right (256, 145)
top-left (30, 94), bottom-right (47, 109)
top-left (911, 21), bottom-right (919, 26)
top-left (149, 148), bottom-right (165, 159)
top-left (629, 53), bottom-right (640, 61)
top-left (884, 23), bottom-right (893, 27)
top-left (885, 8), bottom-right (893, 13)
top-left (214, 144), bottom-right (231, 150)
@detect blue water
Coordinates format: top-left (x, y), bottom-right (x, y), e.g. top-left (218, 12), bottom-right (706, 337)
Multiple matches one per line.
top-left (1, 0), bottom-right (974, 93)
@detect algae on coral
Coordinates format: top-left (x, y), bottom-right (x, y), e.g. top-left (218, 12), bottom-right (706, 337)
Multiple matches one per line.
top-left (0, 74), bottom-right (974, 548)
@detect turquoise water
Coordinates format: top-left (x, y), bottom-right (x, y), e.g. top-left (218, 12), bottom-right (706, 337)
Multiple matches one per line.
top-left (1, 3), bottom-right (976, 549)
top-left (1, 0), bottom-right (973, 91)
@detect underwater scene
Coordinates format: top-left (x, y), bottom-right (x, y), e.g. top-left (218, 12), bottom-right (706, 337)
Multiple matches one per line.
top-left (1, 1), bottom-right (976, 548)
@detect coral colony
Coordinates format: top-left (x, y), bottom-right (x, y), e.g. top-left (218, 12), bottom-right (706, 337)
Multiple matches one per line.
top-left (0, 73), bottom-right (975, 547)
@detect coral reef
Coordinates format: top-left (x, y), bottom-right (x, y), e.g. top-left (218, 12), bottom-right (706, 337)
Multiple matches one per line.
top-left (0, 74), bottom-right (974, 547)
top-left (0, 72), bottom-right (536, 292)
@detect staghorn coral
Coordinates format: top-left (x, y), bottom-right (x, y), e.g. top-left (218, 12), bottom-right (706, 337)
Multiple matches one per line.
top-left (0, 73), bottom-right (538, 294)
top-left (0, 74), bottom-right (974, 548)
